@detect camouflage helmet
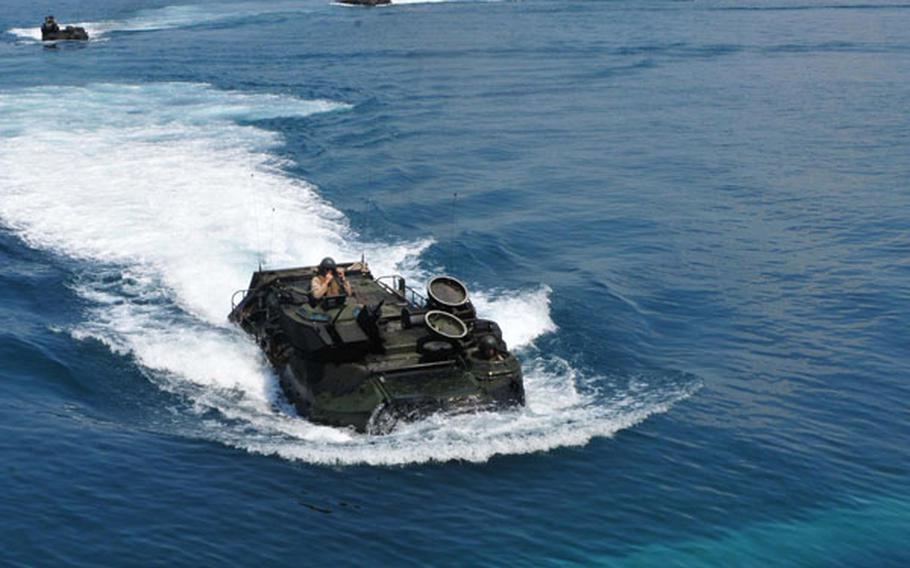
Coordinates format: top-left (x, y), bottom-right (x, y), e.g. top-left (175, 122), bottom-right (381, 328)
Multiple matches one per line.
top-left (318, 257), bottom-right (337, 273)
top-left (479, 334), bottom-right (499, 354)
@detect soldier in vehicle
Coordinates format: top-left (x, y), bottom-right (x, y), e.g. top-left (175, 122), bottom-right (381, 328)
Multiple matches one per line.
top-left (311, 257), bottom-right (352, 299)
top-left (478, 334), bottom-right (505, 361)
top-left (42, 15), bottom-right (60, 34)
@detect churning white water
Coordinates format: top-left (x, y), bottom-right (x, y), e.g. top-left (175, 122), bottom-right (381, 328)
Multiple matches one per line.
top-left (8, 2), bottom-right (325, 41)
top-left (0, 83), bottom-right (695, 465)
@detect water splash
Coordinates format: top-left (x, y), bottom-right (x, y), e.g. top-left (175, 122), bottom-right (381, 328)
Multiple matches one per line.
top-left (7, 1), bottom-right (324, 42)
top-left (0, 82), bottom-right (697, 465)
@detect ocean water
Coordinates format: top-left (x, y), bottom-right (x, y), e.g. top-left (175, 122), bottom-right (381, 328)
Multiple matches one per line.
top-left (1, 0), bottom-right (908, 565)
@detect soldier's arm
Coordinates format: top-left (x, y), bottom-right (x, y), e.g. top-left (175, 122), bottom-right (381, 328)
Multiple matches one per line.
top-left (337, 268), bottom-right (352, 295)
top-left (311, 276), bottom-right (328, 299)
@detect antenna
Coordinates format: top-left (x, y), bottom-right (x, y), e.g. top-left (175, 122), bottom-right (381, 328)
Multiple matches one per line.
top-left (252, 172), bottom-right (263, 270)
top-left (269, 206), bottom-right (275, 268)
top-left (449, 192), bottom-right (458, 275)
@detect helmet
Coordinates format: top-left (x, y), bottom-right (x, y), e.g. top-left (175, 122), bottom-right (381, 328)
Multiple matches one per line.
top-left (318, 257), bottom-right (336, 273)
top-left (478, 334), bottom-right (499, 356)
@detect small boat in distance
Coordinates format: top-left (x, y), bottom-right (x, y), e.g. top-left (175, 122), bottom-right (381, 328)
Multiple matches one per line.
top-left (40, 15), bottom-right (89, 41)
top-left (336, 0), bottom-right (392, 6)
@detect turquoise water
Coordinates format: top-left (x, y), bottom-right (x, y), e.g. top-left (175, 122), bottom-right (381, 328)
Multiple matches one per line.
top-left (1, 0), bottom-right (908, 565)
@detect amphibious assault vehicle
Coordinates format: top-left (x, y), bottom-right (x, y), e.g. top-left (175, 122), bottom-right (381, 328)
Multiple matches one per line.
top-left (40, 16), bottom-right (89, 41)
top-left (336, 0), bottom-right (391, 6)
top-left (229, 261), bottom-right (524, 433)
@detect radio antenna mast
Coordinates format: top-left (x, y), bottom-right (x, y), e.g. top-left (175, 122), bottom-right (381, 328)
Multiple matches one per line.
top-left (450, 192), bottom-right (458, 275)
top-left (252, 172), bottom-right (264, 271)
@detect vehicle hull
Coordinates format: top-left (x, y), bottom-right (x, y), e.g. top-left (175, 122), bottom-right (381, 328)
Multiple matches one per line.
top-left (230, 263), bottom-right (524, 433)
top-left (42, 27), bottom-right (89, 41)
top-left (337, 0), bottom-right (392, 6)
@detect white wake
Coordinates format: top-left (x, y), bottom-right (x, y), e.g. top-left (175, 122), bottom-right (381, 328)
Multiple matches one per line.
top-left (8, 0), bottom-right (509, 40)
top-left (8, 1), bottom-right (324, 42)
top-left (0, 82), bottom-right (695, 465)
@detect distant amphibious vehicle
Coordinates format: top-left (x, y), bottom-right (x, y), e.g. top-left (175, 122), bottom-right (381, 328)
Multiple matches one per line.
top-left (229, 261), bottom-right (524, 433)
top-left (40, 16), bottom-right (89, 41)
top-left (336, 0), bottom-right (391, 6)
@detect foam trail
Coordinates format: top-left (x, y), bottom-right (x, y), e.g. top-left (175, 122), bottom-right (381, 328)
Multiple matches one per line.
top-left (472, 287), bottom-right (556, 349)
top-left (7, 27), bottom-right (42, 42)
top-left (0, 82), bottom-right (696, 465)
top-left (7, 0), bottom-right (507, 41)
top-left (7, 1), bottom-right (323, 41)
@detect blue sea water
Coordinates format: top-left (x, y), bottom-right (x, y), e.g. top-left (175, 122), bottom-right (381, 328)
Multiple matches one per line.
top-left (1, 0), bottom-right (909, 565)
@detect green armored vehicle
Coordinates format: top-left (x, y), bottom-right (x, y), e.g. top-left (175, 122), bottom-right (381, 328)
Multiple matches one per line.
top-left (336, 0), bottom-right (391, 5)
top-left (40, 16), bottom-right (89, 41)
top-left (229, 259), bottom-right (524, 433)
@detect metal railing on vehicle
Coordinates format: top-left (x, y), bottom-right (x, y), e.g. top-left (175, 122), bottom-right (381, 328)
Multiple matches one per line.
top-left (375, 275), bottom-right (426, 309)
